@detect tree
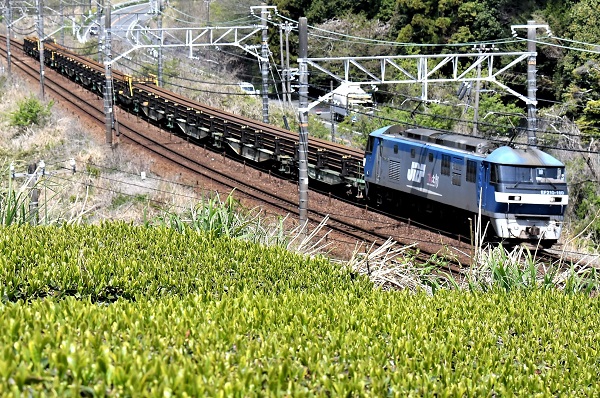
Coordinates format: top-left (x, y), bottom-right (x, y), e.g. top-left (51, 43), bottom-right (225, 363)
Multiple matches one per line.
top-left (556, 0), bottom-right (600, 120)
top-left (268, 0), bottom-right (382, 23)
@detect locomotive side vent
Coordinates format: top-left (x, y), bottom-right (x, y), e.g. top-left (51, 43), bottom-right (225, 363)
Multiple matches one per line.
top-left (389, 160), bottom-right (402, 181)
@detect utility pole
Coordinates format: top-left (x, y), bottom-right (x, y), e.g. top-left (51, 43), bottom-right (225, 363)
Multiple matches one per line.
top-left (36, 0), bottom-right (45, 99)
top-left (5, 0), bottom-right (12, 75)
top-left (260, 5), bottom-right (269, 124)
top-left (297, 17), bottom-right (309, 228)
top-left (103, 0), bottom-right (113, 146)
top-left (157, 0), bottom-right (163, 87)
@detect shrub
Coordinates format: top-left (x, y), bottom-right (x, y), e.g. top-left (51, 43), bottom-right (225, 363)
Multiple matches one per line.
top-left (9, 96), bottom-right (53, 128)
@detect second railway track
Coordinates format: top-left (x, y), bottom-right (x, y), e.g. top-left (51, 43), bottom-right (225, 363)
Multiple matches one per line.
top-left (1, 37), bottom-right (503, 268)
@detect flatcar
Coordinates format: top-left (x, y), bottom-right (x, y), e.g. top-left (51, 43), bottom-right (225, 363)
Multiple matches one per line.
top-left (364, 125), bottom-right (568, 247)
top-left (21, 37), bottom-right (365, 197)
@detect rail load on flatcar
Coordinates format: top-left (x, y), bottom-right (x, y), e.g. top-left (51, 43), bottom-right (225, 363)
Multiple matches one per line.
top-left (363, 125), bottom-right (568, 247)
top-left (21, 37), bottom-right (365, 198)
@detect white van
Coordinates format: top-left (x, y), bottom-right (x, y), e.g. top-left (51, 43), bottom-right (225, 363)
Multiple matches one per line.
top-left (238, 82), bottom-right (259, 95)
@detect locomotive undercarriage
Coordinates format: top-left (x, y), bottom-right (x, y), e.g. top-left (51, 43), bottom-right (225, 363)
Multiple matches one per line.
top-left (367, 182), bottom-right (562, 247)
top-left (366, 182), bottom-right (479, 238)
top-left (489, 214), bottom-right (561, 248)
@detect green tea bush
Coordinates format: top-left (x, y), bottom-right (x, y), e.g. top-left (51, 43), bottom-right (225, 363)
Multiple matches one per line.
top-left (0, 223), bottom-right (366, 302)
top-left (0, 223), bottom-right (599, 396)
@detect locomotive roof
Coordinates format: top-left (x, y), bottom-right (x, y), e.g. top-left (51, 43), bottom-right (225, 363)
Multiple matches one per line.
top-left (373, 125), bottom-right (495, 155)
top-left (372, 125), bottom-right (564, 167)
top-left (486, 146), bottom-right (564, 167)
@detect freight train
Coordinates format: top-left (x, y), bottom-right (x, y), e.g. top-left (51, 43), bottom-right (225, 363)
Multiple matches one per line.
top-left (364, 125), bottom-right (568, 247)
top-left (22, 37), bottom-right (569, 247)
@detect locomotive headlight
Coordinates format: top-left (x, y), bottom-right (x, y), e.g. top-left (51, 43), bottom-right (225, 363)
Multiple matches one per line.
top-left (509, 195), bottom-right (521, 201)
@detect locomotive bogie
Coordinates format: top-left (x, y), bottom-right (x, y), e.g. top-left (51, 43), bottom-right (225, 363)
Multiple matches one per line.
top-left (490, 215), bottom-right (562, 241)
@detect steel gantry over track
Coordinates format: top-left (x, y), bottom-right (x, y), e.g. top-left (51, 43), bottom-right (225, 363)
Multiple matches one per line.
top-left (109, 25), bottom-right (265, 64)
top-left (301, 51), bottom-right (535, 107)
top-left (105, 5), bottom-right (277, 125)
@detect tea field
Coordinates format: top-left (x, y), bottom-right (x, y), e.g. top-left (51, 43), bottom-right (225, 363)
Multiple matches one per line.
top-left (0, 223), bottom-right (599, 396)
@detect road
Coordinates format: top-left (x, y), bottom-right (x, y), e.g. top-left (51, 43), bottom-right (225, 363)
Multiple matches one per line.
top-left (112, 3), bottom-right (154, 45)
top-left (79, 1), bottom-right (153, 44)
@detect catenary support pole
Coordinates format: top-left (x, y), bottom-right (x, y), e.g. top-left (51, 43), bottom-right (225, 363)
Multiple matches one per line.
top-left (297, 17), bottom-right (309, 228)
top-left (472, 45), bottom-right (482, 135)
top-left (36, 0), bottom-right (45, 99)
top-left (330, 80), bottom-right (335, 142)
top-left (279, 23), bottom-right (286, 106)
top-left (103, 1), bottom-right (113, 146)
top-left (97, 0), bottom-right (103, 56)
top-left (526, 20), bottom-right (538, 147)
top-left (60, 0), bottom-right (64, 45)
top-left (260, 5), bottom-right (270, 124)
top-left (157, 0), bottom-right (163, 87)
top-left (285, 22), bottom-right (291, 106)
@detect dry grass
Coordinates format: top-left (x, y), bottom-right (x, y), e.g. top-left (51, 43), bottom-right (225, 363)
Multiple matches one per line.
top-left (342, 238), bottom-right (455, 295)
top-left (0, 74), bottom-right (203, 224)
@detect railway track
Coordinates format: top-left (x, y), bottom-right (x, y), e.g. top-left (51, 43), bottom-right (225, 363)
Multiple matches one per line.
top-left (11, 37), bottom-right (587, 275)
top-left (1, 37), bottom-right (474, 268)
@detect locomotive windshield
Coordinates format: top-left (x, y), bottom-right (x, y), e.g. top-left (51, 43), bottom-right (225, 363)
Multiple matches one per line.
top-left (491, 165), bottom-right (566, 184)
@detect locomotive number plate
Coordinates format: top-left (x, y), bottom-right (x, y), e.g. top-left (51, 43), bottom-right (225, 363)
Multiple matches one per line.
top-left (541, 190), bottom-right (565, 195)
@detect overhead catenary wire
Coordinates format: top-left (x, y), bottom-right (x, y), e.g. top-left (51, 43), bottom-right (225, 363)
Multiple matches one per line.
top-left (275, 12), bottom-right (522, 50)
top-left (13, 7), bottom-right (599, 153)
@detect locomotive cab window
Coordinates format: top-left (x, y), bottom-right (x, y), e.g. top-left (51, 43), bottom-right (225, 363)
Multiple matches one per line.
top-left (494, 166), bottom-right (567, 185)
top-left (490, 165), bottom-right (499, 183)
top-left (535, 167), bottom-right (566, 183)
top-left (428, 153), bottom-right (434, 162)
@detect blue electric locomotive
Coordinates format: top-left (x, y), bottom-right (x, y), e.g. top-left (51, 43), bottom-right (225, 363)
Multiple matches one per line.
top-left (363, 125), bottom-right (568, 247)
